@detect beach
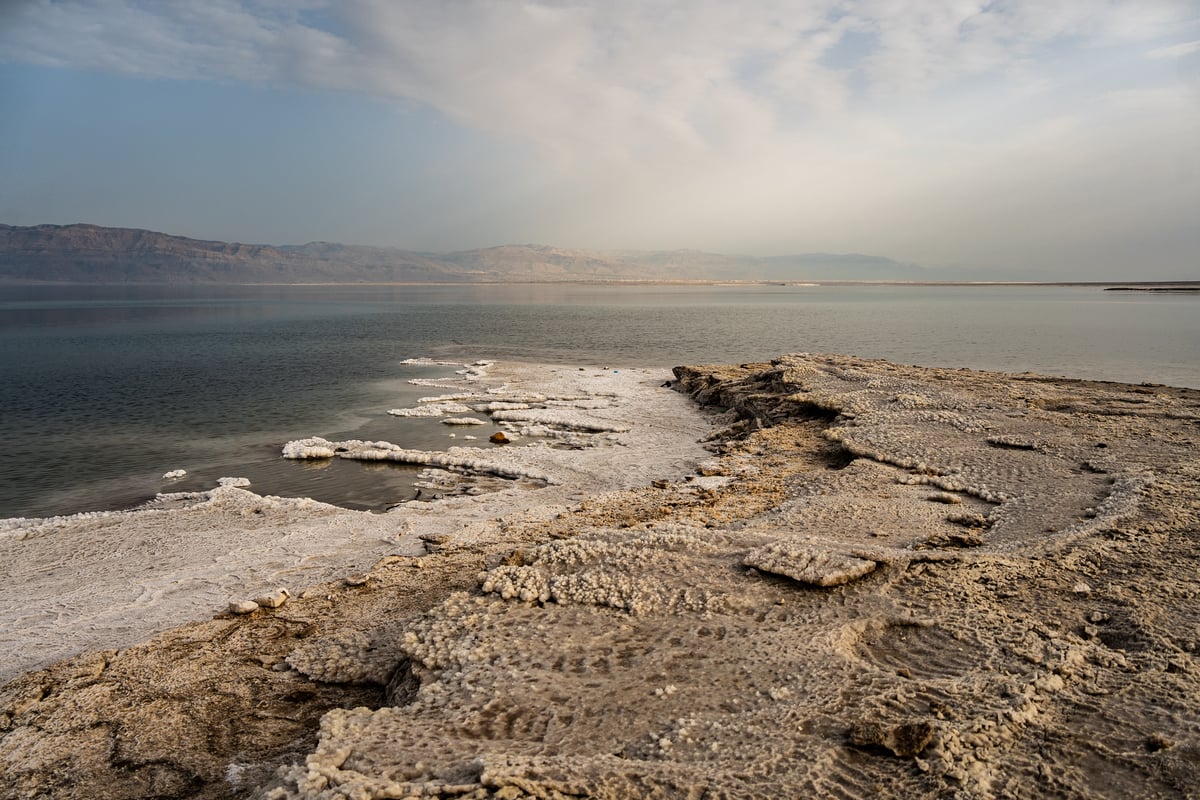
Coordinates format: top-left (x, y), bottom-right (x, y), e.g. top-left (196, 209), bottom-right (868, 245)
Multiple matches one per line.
top-left (2, 354), bottom-right (1199, 798)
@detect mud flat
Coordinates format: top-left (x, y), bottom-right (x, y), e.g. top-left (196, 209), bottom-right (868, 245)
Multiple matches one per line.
top-left (2, 354), bottom-right (1199, 799)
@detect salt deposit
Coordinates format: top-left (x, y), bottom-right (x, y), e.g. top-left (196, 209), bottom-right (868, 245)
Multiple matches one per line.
top-left (386, 402), bottom-right (473, 417)
top-left (3, 354), bottom-right (1199, 800)
top-left (0, 361), bottom-right (710, 685)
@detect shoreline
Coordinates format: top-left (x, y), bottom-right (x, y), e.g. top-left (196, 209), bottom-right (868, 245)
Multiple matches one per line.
top-left (3, 354), bottom-right (1200, 798)
top-left (0, 361), bottom-right (713, 684)
top-left (6, 278), bottom-right (1200, 288)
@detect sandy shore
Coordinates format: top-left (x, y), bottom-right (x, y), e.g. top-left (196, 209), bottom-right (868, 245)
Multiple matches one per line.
top-left (2, 354), bottom-right (1199, 799)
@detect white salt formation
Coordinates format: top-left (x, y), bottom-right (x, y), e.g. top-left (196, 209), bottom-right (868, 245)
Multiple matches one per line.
top-left (386, 402), bottom-right (473, 417)
top-left (281, 438), bottom-right (556, 485)
top-left (0, 361), bottom-right (709, 684)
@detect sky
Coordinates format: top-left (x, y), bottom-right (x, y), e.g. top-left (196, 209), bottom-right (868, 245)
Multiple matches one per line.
top-left (0, 1), bottom-right (1197, 279)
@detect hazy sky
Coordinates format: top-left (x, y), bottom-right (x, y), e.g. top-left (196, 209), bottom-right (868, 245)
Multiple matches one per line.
top-left (1, 1), bottom-right (1197, 278)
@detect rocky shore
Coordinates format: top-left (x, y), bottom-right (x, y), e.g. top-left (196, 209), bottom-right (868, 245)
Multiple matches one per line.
top-left (2, 354), bottom-right (1199, 799)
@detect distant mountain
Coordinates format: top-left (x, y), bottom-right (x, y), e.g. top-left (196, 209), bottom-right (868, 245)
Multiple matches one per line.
top-left (0, 224), bottom-right (466, 283)
top-left (0, 223), bottom-right (933, 283)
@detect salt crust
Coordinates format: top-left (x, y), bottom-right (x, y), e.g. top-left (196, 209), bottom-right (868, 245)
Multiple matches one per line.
top-left (742, 543), bottom-right (877, 586)
top-left (281, 438), bottom-right (556, 484)
top-left (480, 526), bottom-right (730, 615)
top-left (490, 408), bottom-right (631, 433)
top-left (258, 354), bottom-right (1192, 800)
top-left (286, 626), bottom-right (406, 685)
top-left (8, 355), bottom-right (1197, 800)
top-left (0, 361), bottom-right (712, 683)
top-left (386, 402), bottom-right (473, 417)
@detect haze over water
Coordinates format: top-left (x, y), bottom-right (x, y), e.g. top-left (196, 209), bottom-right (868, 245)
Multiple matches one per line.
top-left (1, 282), bottom-right (1196, 520)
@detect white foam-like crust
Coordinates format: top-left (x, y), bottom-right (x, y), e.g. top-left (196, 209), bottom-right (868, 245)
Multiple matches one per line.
top-left (281, 438), bottom-right (557, 484)
top-left (386, 403), bottom-right (473, 417)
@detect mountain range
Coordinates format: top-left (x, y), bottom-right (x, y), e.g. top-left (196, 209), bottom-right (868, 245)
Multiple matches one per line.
top-left (0, 223), bottom-right (935, 284)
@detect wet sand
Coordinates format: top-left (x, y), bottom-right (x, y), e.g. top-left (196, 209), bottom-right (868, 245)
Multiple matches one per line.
top-left (2, 354), bottom-right (1199, 799)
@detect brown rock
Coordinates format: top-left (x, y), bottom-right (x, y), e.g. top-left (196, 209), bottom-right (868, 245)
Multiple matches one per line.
top-left (848, 720), bottom-right (937, 757)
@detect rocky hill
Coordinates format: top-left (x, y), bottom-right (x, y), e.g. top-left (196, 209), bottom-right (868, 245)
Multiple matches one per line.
top-left (0, 223), bottom-right (929, 283)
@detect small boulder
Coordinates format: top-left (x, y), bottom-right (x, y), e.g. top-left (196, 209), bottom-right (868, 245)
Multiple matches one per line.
top-left (849, 720), bottom-right (936, 757)
top-left (254, 588), bottom-right (290, 609)
top-left (490, 432), bottom-right (510, 444)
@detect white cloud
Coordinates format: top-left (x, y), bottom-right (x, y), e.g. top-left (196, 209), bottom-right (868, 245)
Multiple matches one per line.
top-left (1148, 39), bottom-right (1200, 58)
top-left (1, 0), bottom-right (1197, 275)
top-left (2, 1), bottom-right (1192, 157)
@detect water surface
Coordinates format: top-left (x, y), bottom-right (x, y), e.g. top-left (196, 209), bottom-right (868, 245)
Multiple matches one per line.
top-left (2, 283), bottom-right (1196, 519)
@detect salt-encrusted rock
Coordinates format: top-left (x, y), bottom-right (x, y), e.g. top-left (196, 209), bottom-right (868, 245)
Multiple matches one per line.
top-left (441, 417), bottom-right (487, 426)
top-left (470, 401), bottom-right (533, 412)
top-left (280, 438), bottom-right (337, 459)
top-left (217, 476), bottom-right (251, 488)
top-left (480, 527), bottom-right (732, 615)
top-left (387, 402), bottom-right (474, 417)
top-left (286, 628), bottom-right (403, 684)
top-left (482, 565), bottom-right (551, 603)
top-left (744, 543), bottom-right (877, 587)
top-left (254, 588), bottom-right (290, 609)
top-left (491, 409), bottom-right (631, 433)
top-left (228, 600), bottom-right (259, 615)
top-left (162, 469), bottom-right (186, 479)
top-left (280, 437), bottom-right (553, 483)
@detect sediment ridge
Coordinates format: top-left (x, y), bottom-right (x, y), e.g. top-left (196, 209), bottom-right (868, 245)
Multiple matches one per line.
top-left (2, 354), bottom-right (1199, 799)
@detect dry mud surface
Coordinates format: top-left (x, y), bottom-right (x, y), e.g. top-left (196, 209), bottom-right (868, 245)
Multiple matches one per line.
top-left (2, 354), bottom-right (1200, 799)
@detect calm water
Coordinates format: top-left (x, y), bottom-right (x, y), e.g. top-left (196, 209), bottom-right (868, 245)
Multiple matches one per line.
top-left (2, 283), bottom-right (1196, 519)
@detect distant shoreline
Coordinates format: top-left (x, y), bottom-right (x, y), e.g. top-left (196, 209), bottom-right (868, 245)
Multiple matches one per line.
top-left (1104, 285), bottom-right (1200, 293)
top-left (3, 278), bottom-right (1198, 289)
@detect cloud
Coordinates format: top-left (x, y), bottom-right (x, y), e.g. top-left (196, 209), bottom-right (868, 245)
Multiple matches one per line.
top-left (1148, 39), bottom-right (1200, 58)
top-left (5, 2), bottom-right (1187, 154)
top-left (1, 0), bottom-right (1197, 274)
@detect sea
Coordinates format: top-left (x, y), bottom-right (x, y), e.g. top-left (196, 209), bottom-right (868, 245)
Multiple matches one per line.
top-left (2, 282), bottom-right (1196, 520)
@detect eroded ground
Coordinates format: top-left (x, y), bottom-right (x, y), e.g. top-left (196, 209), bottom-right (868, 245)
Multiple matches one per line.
top-left (3, 354), bottom-right (1199, 799)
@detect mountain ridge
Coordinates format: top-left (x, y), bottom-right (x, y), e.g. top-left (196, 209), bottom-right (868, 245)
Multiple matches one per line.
top-left (0, 222), bottom-right (933, 283)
